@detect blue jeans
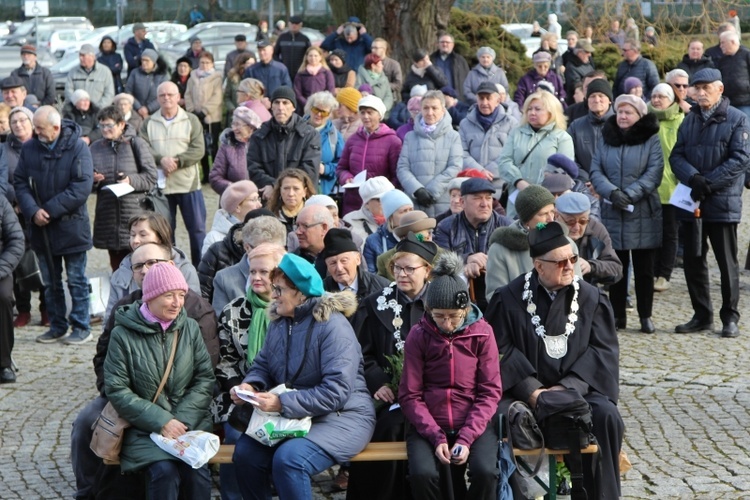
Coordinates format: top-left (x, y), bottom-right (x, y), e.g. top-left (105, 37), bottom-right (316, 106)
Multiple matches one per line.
top-left (37, 251), bottom-right (89, 333)
top-left (220, 422), bottom-right (242, 500)
top-left (167, 190), bottom-right (206, 267)
top-left (233, 435), bottom-right (335, 500)
top-left (145, 460), bottom-right (211, 500)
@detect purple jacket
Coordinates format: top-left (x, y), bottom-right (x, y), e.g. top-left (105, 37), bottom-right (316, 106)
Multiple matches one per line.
top-left (336, 124), bottom-right (402, 215)
top-left (209, 129), bottom-right (249, 195)
top-left (293, 68), bottom-right (336, 109)
top-left (513, 70), bottom-right (566, 108)
top-left (399, 307), bottom-right (502, 448)
top-left (396, 121), bottom-right (414, 142)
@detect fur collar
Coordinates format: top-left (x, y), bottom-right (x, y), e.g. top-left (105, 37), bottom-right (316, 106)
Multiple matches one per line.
top-left (268, 290), bottom-right (358, 322)
top-left (489, 221), bottom-right (529, 251)
top-left (601, 113), bottom-right (659, 147)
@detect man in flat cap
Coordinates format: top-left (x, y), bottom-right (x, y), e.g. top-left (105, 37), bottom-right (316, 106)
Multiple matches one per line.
top-left (670, 68), bottom-right (749, 338)
top-left (11, 45), bottom-right (55, 105)
top-left (273, 15), bottom-right (311, 81)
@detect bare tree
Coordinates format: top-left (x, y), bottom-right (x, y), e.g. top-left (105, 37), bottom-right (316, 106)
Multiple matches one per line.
top-left (327, 0), bottom-right (453, 67)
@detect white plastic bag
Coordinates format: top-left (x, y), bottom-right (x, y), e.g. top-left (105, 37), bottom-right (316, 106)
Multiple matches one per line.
top-left (150, 430), bottom-right (220, 469)
top-left (245, 384), bottom-right (312, 447)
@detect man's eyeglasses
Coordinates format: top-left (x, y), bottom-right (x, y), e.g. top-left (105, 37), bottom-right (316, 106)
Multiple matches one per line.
top-left (311, 107), bottom-right (331, 118)
top-left (131, 258), bottom-right (169, 272)
top-left (392, 264), bottom-right (425, 276)
top-left (559, 215), bottom-right (590, 227)
top-left (537, 255), bottom-right (579, 268)
top-left (297, 221), bottom-right (323, 231)
top-left (98, 122), bottom-right (117, 130)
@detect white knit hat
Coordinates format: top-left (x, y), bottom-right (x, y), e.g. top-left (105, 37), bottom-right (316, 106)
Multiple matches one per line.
top-left (359, 176), bottom-right (394, 204)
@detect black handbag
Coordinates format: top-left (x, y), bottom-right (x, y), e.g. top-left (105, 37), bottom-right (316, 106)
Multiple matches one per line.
top-left (16, 249), bottom-right (45, 292)
top-left (535, 389), bottom-right (598, 500)
top-left (139, 186), bottom-right (172, 227)
top-left (227, 404), bottom-right (254, 433)
top-left (506, 401), bottom-right (545, 478)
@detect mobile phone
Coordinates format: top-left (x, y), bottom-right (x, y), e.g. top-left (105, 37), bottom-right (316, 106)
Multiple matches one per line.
top-left (452, 445), bottom-right (463, 457)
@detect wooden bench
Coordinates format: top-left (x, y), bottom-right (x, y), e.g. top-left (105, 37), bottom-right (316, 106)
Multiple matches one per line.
top-left (209, 442), bottom-right (598, 500)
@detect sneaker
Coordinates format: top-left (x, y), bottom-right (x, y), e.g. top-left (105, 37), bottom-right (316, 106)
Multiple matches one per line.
top-left (13, 312), bottom-right (31, 328)
top-left (64, 329), bottom-right (92, 345)
top-left (36, 330), bottom-right (68, 343)
top-left (654, 277), bottom-right (670, 292)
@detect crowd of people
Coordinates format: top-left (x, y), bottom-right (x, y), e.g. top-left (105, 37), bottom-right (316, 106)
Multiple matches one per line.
top-left (0, 11), bottom-right (746, 500)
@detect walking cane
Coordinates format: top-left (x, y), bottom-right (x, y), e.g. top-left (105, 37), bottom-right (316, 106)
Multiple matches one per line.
top-left (30, 178), bottom-right (56, 295)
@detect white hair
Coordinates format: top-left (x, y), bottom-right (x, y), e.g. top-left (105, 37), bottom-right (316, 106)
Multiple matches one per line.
top-left (34, 105), bottom-right (61, 126)
top-left (720, 31), bottom-right (740, 44)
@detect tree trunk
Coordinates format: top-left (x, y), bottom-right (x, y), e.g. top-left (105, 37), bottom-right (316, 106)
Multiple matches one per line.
top-left (328, 0), bottom-right (369, 25)
top-left (366, 0), bottom-right (453, 69)
top-left (87, 0), bottom-right (94, 22)
top-left (146, 0), bottom-right (154, 22)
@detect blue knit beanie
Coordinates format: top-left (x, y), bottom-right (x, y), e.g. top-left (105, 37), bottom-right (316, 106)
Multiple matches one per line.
top-left (381, 190), bottom-right (413, 221)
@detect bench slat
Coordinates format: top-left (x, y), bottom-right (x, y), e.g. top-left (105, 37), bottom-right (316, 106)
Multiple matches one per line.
top-left (207, 442), bottom-right (598, 464)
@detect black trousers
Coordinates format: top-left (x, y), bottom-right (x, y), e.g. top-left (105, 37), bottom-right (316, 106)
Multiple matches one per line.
top-left (655, 204), bottom-right (679, 280)
top-left (610, 249), bottom-right (655, 319)
top-left (347, 407), bottom-right (410, 500)
top-left (406, 419), bottom-right (498, 500)
top-left (682, 221), bottom-right (740, 324)
top-left (0, 276), bottom-right (14, 368)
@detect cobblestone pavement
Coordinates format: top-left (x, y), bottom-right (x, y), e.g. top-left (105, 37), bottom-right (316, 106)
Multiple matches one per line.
top-left (1, 185), bottom-right (750, 499)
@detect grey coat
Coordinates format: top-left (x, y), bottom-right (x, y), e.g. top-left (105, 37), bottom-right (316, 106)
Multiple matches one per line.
top-left (243, 292), bottom-right (376, 463)
top-left (567, 108), bottom-right (615, 176)
top-left (397, 113), bottom-right (463, 216)
top-left (64, 62), bottom-right (115, 109)
top-left (125, 65), bottom-right (169, 114)
top-left (463, 64), bottom-right (510, 104)
top-left (459, 105), bottom-right (519, 192)
top-left (211, 255), bottom-right (249, 316)
top-left (590, 114), bottom-right (664, 250)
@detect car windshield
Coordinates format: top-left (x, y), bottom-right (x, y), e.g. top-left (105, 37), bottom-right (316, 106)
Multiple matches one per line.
top-left (12, 20), bottom-right (35, 36)
top-left (174, 24), bottom-right (205, 43)
top-left (51, 50), bottom-right (81, 73)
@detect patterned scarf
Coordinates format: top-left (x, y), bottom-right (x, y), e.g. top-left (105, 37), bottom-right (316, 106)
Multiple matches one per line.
top-left (246, 289), bottom-right (270, 365)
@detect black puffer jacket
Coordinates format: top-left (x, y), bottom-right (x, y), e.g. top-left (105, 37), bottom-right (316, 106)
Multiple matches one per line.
top-left (198, 221), bottom-right (245, 303)
top-left (670, 97), bottom-right (749, 223)
top-left (715, 47), bottom-right (750, 107)
top-left (246, 113), bottom-right (321, 189)
top-left (568, 107), bottom-right (615, 175)
top-left (90, 124), bottom-right (157, 250)
top-left (676, 54), bottom-right (714, 77)
top-left (62, 101), bottom-right (102, 142)
top-left (401, 65), bottom-right (449, 102)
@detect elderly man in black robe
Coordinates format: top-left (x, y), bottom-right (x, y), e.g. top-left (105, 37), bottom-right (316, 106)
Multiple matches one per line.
top-left (485, 221), bottom-right (623, 499)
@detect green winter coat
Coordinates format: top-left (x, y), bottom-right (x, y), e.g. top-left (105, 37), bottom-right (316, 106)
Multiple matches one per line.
top-left (103, 302), bottom-right (215, 473)
top-left (649, 103), bottom-right (684, 204)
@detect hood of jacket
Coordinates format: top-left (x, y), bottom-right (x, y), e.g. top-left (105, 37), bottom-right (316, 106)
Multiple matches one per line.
top-left (268, 290), bottom-right (358, 322)
top-left (411, 111), bottom-right (454, 139)
top-left (355, 122), bottom-right (397, 140)
top-left (601, 112), bottom-right (659, 147)
top-left (489, 220), bottom-right (528, 251)
top-left (47, 119), bottom-right (84, 153)
top-left (210, 209), bottom-right (239, 235)
top-left (219, 127), bottom-right (245, 147)
top-left (114, 299), bottom-right (188, 335)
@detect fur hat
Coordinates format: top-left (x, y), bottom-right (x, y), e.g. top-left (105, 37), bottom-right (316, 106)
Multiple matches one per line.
top-left (142, 262), bottom-right (189, 302)
top-left (425, 252), bottom-right (470, 310)
top-left (278, 253), bottom-right (324, 297)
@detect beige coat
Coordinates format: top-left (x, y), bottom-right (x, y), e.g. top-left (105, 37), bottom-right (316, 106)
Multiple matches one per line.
top-left (185, 70), bottom-right (223, 124)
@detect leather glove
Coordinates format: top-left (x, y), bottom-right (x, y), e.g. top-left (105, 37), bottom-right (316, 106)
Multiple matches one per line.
top-left (609, 189), bottom-right (632, 210)
top-left (689, 174), bottom-right (712, 201)
top-left (414, 188), bottom-right (436, 207)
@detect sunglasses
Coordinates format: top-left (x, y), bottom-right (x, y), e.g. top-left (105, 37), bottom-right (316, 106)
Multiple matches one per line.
top-left (537, 255), bottom-right (579, 268)
top-left (311, 107), bottom-right (331, 118)
top-left (672, 84), bottom-right (689, 89)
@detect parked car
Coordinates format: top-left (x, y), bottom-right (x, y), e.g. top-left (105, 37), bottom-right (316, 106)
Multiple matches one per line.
top-left (114, 21), bottom-right (188, 48)
top-left (301, 27), bottom-right (325, 47)
top-left (0, 17), bottom-right (94, 46)
top-left (56, 26), bottom-right (120, 59)
top-left (161, 40), bottom-right (242, 75)
top-left (161, 22), bottom-right (256, 52)
top-left (501, 23), bottom-right (568, 59)
top-left (47, 29), bottom-right (95, 59)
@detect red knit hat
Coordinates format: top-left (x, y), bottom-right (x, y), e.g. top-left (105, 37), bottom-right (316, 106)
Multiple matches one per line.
top-left (142, 263), bottom-right (188, 302)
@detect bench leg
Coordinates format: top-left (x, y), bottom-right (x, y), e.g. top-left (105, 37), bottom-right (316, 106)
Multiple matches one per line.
top-left (545, 454), bottom-right (557, 500)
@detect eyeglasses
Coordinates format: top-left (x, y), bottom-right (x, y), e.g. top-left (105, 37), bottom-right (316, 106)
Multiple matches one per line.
top-left (271, 284), bottom-right (295, 296)
top-left (240, 195), bottom-right (260, 206)
top-left (311, 107), bottom-right (331, 118)
top-left (131, 258), bottom-right (169, 272)
top-left (10, 117), bottom-right (29, 126)
top-left (392, 264), bottom-right (425, 276)
top-left (432, 312), bottom-right (465, 324)
top-left (297, 221), bottom-right (323, 231)
top-left (559, 215), bottom-right (590, 227)
top-left (98, 122), bottom-right (117, 130)
top-left (537, 255), bottom-right (579, 268)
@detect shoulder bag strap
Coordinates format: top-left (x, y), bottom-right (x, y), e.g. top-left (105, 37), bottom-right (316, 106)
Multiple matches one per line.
top-left (507, 401), bottom-right (546, 479)
top-left (519, 130), bottom-right (550, 167)
top-left (152, 329), bottom-right (179, 403)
